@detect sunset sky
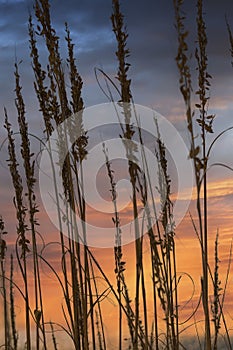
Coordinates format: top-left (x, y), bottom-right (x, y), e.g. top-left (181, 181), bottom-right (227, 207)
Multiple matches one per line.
top-left (1, 0), bottom-right (233, 177)
top-left (1, 0), bottom-right (233, 348)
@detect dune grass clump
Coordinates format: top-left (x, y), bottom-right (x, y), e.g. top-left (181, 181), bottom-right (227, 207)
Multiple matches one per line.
top-left (0, 0), bottom-right (233, 349)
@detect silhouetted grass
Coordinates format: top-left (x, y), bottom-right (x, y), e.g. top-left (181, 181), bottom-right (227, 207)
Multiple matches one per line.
top-left (0, 0), bottom-right (233, 349)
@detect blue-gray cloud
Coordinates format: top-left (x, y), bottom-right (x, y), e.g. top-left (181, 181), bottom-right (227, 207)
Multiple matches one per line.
top-left (0, 0), bottom-right (233, 108)
top-left (1, 0), bottom-right (233, 181)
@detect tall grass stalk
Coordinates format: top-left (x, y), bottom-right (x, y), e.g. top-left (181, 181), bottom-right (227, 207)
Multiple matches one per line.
top-left (0, 216), bottom-right (11, 349)
top-left (4, 110), bottom-right (31, 349)
top-left (10, 254), bottom-right (18, 350)
top-left (173, 1), bottom-right (232, 349)
top-left (14, 61), bottom-right (47, 349)
top-left (111, 2), bottom-right (148, 348)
